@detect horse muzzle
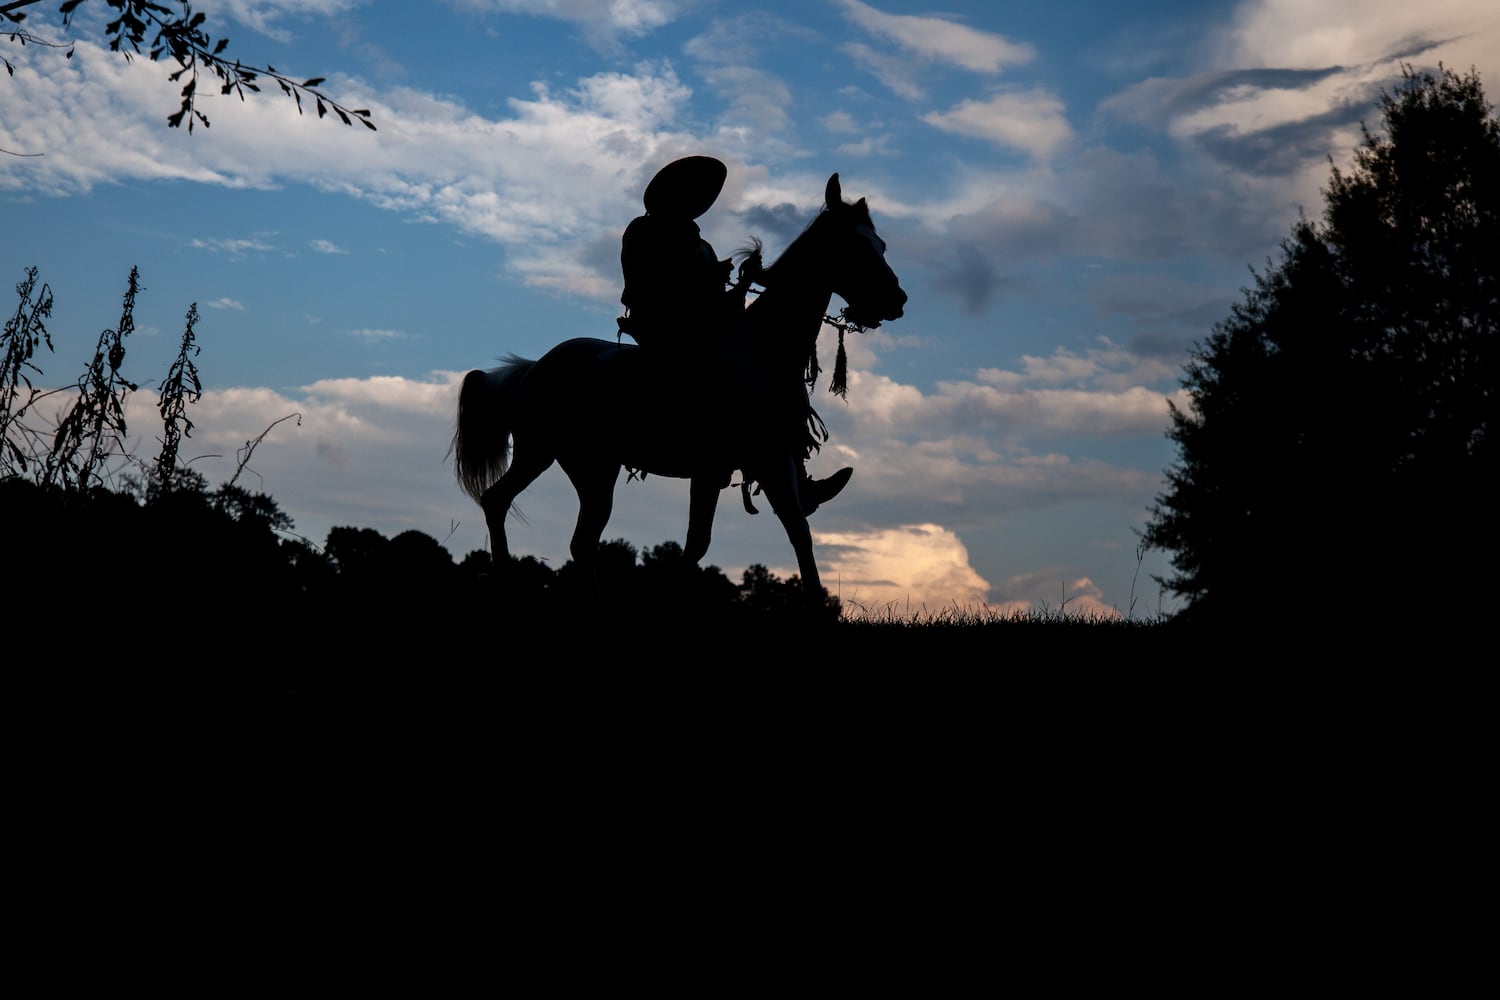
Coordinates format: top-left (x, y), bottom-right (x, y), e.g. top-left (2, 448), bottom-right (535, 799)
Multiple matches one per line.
top-left (847, 287), bottom-right (907, 328)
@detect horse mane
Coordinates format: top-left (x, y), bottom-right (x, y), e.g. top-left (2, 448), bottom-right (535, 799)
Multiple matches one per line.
top-left (740, 193), bottom-right (870, 288)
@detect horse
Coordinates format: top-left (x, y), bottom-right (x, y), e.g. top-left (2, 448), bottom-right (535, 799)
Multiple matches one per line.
top-left (451, 172), bottom-right (906, 606)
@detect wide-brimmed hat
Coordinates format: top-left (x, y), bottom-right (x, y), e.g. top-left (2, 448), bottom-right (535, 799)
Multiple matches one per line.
top-left (643, 155), bottom-right (727, 219)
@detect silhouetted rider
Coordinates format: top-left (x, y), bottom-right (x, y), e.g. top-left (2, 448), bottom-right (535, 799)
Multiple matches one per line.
top-left (618, 155), bottom-right (852, 515)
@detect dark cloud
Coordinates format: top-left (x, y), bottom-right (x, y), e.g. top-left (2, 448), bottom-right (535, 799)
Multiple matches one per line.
top-left (1102, 66), bottom-right (1349, 129)
top-left (579, 230), bottom-right (622, 279)
top-left (930, 243), bottom-right (1027, 317)
top-left (1188, 90), bottom-right (1382, 176)
top-left (736, 202), bottom-right (818, 249)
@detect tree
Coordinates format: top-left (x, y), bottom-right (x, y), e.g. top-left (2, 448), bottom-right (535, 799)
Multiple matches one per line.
top-left (2, 0), bottom-right (373, 136)
top-left (1143, 65), bottom-right (1499, 625)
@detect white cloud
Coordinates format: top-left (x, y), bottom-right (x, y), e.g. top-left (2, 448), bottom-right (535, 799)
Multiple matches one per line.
top-left (190, 236), bottom-right (281, 256)
top-left (833, 0), bottom-right (1034, 74)
top-left (1, 41), bottom-right (700, 298)
top-left (205, 298), bottom-right (246, 311)
top-left (309, 239), bottom-right (349, 254)
top-left (835, 134), bottom-right (896, 158)
top-left (455, 0), bottom-right (687, 52)
top-left (214, 1), bottom-right (367, 43)
top-left (821, 110), bottom-right (859, 134)
top-left (1220, 0), bottom-right (1497, 70)
top-left (923, 90), bottom-right (1074, 160)
top-left (840, 41), bottom-right (926, 100)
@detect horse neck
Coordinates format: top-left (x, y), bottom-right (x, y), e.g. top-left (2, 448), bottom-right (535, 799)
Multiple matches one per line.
top-left (749, 280), bottom-right (832, 339)
top-left (748, 237), bottom-right (836, 353)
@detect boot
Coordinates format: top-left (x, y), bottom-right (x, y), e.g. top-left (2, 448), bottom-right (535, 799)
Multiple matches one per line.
top-left (801, 465), bottom-right (853, 516)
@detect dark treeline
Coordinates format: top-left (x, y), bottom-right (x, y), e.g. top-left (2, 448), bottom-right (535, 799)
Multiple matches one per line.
top-left (2, 473), bottom-right (827, 633)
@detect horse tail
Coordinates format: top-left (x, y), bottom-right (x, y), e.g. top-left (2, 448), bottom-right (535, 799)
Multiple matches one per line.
top-left (452, 357), bottom-right (532, 504)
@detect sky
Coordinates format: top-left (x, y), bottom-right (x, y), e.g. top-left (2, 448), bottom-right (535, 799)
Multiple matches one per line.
top-left (4, 0), bottom-right (1498, 619)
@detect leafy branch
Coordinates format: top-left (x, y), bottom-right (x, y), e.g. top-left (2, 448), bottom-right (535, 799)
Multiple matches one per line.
top-left (152, 299), bottom-right (200, 488)
top-left (0, 266), bottom-right (54, 476)
top-left (4, 0), bottom-right (376, 133)
top-left (44, 264), bottom-right (141, 489)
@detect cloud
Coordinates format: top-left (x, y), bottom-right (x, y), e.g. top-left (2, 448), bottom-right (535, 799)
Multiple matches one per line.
top-left (835, 134), bottom-right (897, 158)
top-left (1221, 0), bottom-right (1495, 70)
top-left (681, 15), bottom-right (823, 137)
top-left (833, 0), bottom-right (1034, 74)
top-left (821, 110), bottom-right (860, 134)
top-left (817, 523), bottom-right (993, 612)
top-left (840, 41), bottom-right (926, 101)
top-left (213, 1), bottom-right (367, 44)
top-left (309, 239), bottom-right (349, 254)
top-left (45, 361), bottom-right (1156, 616)
top-left (455, 0), bottom-right (688, 53)
top-left (1, 40), bottom-right (703, 299)
top-left (922, 89), bottom-right (1074, 160)
top-left (205, 298), bottom-right (246, 311)
top-left (1095, 0), bottom-right (1500, 198)
top-left (190, 236), bottom-right (281, 257)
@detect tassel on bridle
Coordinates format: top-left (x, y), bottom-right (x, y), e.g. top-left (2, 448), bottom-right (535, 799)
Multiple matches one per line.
top-left (830, 326), bottom-right (849, 400)
top-left (825, 309), bottom-right (866, 400)
top-left (743, 249), bottom-right (866, 401)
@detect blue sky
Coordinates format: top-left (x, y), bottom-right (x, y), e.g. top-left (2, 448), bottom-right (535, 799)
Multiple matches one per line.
top-left (5, 0), bottom-right (1497, 617)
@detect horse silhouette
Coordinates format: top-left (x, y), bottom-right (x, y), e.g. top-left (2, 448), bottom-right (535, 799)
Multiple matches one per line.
top-left (452, 172), bottom-right (906, 606)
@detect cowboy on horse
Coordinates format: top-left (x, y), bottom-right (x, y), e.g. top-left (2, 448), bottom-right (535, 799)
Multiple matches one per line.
top-left (617, 155), bottom-right (853, 515)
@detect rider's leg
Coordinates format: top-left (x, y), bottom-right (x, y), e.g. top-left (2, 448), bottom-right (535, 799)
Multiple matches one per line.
top-left (800, 462), bottom-right (853, 515)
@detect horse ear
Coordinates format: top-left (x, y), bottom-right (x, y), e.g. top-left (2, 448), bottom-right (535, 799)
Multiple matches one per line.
top-left (826, 173), bottom-right (842, 208)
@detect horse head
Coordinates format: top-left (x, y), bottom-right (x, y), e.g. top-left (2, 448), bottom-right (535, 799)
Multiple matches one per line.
top-left (821, 173), bottom-right (907, 330)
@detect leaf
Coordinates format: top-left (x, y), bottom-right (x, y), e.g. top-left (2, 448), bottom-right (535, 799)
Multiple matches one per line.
top-left (316, 98), bottom-right (326, 119)
top-left (336, 106), bottom-right (349, 125)
top-left (302, 77), bottom-right (325, 88)
top-left (213, 38), bottom-right (228, 55)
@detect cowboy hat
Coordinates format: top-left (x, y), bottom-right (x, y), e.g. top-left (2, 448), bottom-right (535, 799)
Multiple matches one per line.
top-left (642, 155), bottom-right (727, 219)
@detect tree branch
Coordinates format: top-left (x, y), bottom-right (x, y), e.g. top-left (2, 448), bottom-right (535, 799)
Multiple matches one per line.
top-left (5, 1), bottom-right (376, 133)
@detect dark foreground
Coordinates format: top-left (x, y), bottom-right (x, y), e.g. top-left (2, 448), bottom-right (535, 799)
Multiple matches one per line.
top-left (12, 590), bottom-right (1475, 978)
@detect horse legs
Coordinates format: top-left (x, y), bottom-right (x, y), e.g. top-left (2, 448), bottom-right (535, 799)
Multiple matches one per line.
top-left (758, 454), bottom-right (827, 605)
top-left (479, 436), bottom-right (555, 570)
top-left (559, 459), bottom-right (621, 598)
top-left (684, 475), bottom-right (723, 564)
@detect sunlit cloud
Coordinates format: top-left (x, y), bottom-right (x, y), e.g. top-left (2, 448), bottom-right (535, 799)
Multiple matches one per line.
top-left (819, 523), bottom-right (992, 612)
